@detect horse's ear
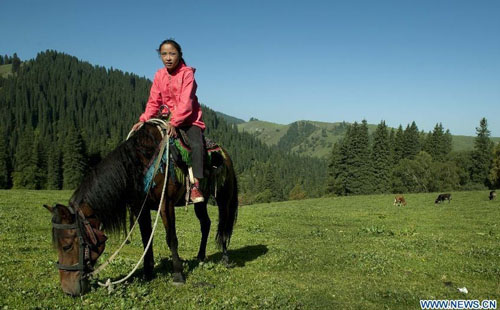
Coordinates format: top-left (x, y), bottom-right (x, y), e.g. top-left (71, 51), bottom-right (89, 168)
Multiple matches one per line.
top-left (43, 204), bottom-right (54, 213)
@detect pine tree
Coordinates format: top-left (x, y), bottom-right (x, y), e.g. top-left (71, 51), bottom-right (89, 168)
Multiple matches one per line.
top-left (12, 128), bottom-right (36, 188)
top-left (371, 121), bottom-right (392, 193)
top-left (423, 129), bottom-right (436, 159)
top-left (331, 121), bottom-right (372, 195)
top-left (442, 129), bottom-right (453, 159)
top-left (347, 120), bottom-right (372, 194)
top-left (393, 125), bottom-right (405, 164)
top-left (470, 118), bottom-right (493, 186)
top-left (489, 143), bottom-right (500, 189)
top-left (12, 53), bottom-right (21, 73)
top-left (326, 140), bottom-right (344, 195)
top-left (47, 146), bottom-right (62, 189)
top-left (402, 121), bottom-right (420, 159)
top-left (0, 127), bottom-right (9, 188)
top-left (423, 123), bottom-right (452, 162)
top-left (63, 127), bottom-right (87, 189)
top-left (29, 131), bottom-right (46, 189)
top-left (262, 162), bottom-right (283, 202)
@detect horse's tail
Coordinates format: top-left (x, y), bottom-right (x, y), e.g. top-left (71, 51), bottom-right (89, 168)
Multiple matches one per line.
top-left (215, 151), bottom-right (238, 249)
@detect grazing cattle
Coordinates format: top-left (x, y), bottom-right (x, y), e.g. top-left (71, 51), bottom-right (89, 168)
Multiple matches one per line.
top-left (393, 195), bottom-right (407, 207)
top-left (435, 193), bottom-right (451, 204)
top-left (490, 190), bottom-right (497, 201)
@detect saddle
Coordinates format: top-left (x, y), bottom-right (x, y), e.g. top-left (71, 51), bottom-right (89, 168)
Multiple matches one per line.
top-left (142, 119), bottom-right (227, 202)
top-left (170, 128), bottom-right (221, 169)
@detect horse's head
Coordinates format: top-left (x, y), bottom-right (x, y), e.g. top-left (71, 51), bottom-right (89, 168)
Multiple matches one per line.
top-left (44, 203), bottom-right (107, 296)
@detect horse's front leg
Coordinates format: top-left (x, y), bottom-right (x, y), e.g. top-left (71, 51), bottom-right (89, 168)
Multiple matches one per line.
top-left (194, 201), bottom-right (211, 261)
top-left (137, 208), bottom-right (155, 280)
top-left (161, 200), bottom-right (185, 284)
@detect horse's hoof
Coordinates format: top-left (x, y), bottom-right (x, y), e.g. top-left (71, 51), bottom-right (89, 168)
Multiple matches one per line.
top-left (220, 255), bottom-right (234, 268)
top-left (144, 273), bottom-right (154, 281)
top-left (172, 281), bottom-right (185, 287)
top-left (172, 272), bottom-right (185, 285)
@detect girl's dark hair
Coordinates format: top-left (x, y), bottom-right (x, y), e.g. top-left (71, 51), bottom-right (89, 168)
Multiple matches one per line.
top-left (157, 39), bottom-right (185, 64)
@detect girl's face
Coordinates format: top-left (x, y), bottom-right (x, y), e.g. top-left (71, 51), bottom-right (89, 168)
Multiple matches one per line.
top-left (160, 43), bottom-right (181, 72)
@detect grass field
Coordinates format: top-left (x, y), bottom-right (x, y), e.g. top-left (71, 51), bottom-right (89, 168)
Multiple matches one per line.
top-left (0, 190), bottom-right (499, 309)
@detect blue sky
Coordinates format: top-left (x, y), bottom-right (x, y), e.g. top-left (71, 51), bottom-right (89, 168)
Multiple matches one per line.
top-left (2, 0), bottom-right (499, 136)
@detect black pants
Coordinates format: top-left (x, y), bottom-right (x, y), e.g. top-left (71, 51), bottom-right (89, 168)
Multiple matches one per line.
top-left (178, 125), bottom-right (204, 179)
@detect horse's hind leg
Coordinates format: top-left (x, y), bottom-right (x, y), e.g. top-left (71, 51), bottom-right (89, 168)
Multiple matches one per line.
top-left (194, 201), bottom-right (211, 261)
top-left (161, 200), bottom-right (185, 284)
top-left (137, 209), bottom-right (155, 280)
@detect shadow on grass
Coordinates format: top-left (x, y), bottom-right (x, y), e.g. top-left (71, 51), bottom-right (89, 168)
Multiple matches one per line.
top-left (207, 244), bottom-right (269, 267)
top-left (157, 244), bottom-right (269, 275)
top-left (91, 244), bottom-right (268, 288)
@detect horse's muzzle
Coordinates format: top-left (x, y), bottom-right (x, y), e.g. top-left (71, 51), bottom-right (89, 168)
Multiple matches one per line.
top-left (61, 272), bottom-right (90, 296)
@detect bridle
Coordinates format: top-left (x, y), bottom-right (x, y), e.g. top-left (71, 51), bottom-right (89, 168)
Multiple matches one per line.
top-left (51, 204), bottom-right (107, 274)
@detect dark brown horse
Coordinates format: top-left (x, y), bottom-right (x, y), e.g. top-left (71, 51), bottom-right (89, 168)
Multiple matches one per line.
top-left (44, 122), bottom-right (238, 295)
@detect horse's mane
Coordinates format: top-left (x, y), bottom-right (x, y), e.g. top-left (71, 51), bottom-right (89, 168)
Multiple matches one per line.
top-left (69, 124), bottom-right (159, 234)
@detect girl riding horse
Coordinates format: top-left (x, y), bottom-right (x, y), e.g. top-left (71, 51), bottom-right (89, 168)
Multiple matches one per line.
top-left (132, 39), bottom-right (205, 203)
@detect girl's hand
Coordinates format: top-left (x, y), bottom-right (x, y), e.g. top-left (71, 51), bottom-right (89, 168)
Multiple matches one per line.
top-left (132, 121), bottom-right (144, 131)
top-left (167, 123), bottom-right (177, 138)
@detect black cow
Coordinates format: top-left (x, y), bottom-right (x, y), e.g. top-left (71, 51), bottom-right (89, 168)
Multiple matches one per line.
top-left (490, 191), bottom-right (497, 201)
top-left (435, 193), bottom-right (451, 204)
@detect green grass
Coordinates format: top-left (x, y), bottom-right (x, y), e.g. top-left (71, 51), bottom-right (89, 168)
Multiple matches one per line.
top-left (0, 64), bottom-right (13, 78)
top-left (1, 190), bottom-right (499, 309)
top-left (238, 120), bottom-right (290, 146)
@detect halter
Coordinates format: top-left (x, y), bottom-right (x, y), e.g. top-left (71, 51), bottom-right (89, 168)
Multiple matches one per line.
top-left (51, 204), bottom-right (106, 274)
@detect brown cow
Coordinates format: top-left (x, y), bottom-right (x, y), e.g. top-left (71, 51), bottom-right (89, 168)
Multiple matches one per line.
top-left (394, 195), bottom-right (407, 207)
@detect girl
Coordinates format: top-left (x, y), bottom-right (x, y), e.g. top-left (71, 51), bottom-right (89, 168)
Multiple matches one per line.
top-left (132, 39), bottom-right (205, 203)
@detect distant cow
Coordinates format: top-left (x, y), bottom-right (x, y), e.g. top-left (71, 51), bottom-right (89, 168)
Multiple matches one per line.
top-left (393, 195), bottom-right (407, 207)
top-left (435, 193), bottom-right (451, 204)
top-left (490, 191), bottom-right (497, 201)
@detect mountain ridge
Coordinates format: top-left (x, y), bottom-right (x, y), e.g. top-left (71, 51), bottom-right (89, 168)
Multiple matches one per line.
top-left (235, 118), bottom-right (500, 158)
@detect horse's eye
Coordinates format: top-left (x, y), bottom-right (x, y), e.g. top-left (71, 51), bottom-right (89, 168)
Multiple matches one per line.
top-left (62, 244), bottom-right (73, 251)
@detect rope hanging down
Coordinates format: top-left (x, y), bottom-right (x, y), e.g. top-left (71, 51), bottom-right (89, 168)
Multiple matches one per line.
top-left (90, 119), bottom-right (170, 293)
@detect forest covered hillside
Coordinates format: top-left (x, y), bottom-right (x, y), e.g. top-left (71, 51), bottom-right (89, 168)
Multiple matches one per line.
top-left (238, 118), bottom-right (500, 159)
